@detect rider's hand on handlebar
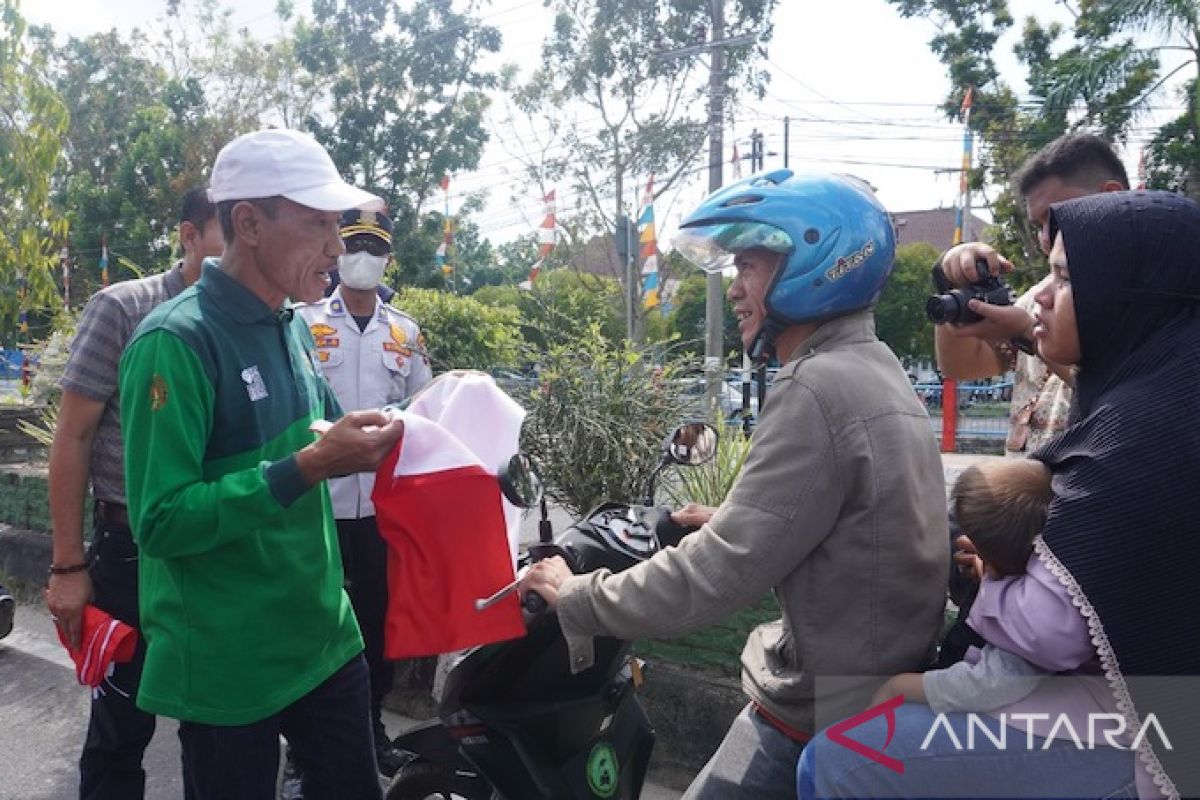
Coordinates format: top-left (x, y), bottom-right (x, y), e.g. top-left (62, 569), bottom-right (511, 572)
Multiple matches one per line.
top-left (518, 555), bottom-right (573, 611)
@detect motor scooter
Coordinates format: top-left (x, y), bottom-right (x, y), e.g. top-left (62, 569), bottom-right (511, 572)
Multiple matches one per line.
top-left (385, 421), bottom-right (718, 800)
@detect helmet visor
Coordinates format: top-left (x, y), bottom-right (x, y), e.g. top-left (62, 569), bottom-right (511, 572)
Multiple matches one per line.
top-left (673, 221), bottom-right (794, 274)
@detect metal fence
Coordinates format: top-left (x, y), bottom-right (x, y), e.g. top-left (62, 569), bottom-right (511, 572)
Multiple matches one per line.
top-left (918, 380), bottom-right (1009, 453)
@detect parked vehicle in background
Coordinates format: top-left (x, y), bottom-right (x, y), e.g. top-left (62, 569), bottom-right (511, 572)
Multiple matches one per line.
top-left (913, 380), bottom-right (1013, 409)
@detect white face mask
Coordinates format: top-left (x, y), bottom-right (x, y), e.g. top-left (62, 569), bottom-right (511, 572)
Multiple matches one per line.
top-left (337, 252), bottom-right (388, 290)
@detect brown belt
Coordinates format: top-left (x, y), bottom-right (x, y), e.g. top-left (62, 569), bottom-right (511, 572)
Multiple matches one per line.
top-left (94, 500), bottom-right (130, 529)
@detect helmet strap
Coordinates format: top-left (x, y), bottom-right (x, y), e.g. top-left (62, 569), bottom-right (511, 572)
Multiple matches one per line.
top-left (750, 316), bottom-right (785, 367)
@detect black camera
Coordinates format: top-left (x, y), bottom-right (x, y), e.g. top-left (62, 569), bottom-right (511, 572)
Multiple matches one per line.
top-left (925, 258), bottom-right (1015, 325)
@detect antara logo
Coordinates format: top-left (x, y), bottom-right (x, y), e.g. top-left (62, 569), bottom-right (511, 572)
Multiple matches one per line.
top-left (827, 694), bottom-right (1175, 776)
top-left (825, 241), bottom-right (875, 282)
top-left (826, 694), bottom-right (905, 774)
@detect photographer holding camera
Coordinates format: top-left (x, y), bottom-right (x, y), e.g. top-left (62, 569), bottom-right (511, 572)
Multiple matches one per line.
top-left (932, 133), bottom-right (1128, 457)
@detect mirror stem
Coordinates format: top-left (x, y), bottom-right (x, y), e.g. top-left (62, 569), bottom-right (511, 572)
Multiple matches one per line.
top-left (538, 495), bottom-right (553, 543)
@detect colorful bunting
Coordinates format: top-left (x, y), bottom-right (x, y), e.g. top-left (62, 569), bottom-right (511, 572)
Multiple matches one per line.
top-left (100, 233), bottom-right (109, 288)
top-left (436, 176), bottom-right (453, 277)
top-left (60, 244), bottom-right (71, 308)
top-left (638, 176), bottom-right (660, 310)
top-left (526, 189), bottom-right (556, 286)
top-left (952, 87), bottom-right (974, 247)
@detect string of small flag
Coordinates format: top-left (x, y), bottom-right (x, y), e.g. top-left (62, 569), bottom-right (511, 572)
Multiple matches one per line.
top-left (435, 175), bottom-right (453, 277)
top-left (524, 190), bottom-right (556, 287)
top-left (638, 176), bottom-right (659, 310)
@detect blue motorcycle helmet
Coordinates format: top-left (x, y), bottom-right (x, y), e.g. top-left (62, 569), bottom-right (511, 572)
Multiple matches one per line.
top-left (674, 169), bottom-right (896, 362)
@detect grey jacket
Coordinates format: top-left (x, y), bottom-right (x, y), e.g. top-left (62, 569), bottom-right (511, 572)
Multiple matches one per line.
top-left (556, 311), bottom-right (948, 734)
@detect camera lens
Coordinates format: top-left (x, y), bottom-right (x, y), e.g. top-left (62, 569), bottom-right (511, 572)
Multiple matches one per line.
top-left (925, 294), bottom-right (961, 324)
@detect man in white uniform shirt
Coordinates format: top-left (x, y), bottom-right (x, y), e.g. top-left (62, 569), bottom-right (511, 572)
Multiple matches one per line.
top-left (297, 208), bottom-right (432, 776)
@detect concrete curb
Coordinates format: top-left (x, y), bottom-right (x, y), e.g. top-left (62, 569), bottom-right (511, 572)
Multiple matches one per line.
top-left (0, 524), bottom-right (51, 591)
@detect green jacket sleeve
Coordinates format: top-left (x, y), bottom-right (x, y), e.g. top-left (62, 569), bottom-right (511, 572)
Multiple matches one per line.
top-left (119, 329), bottom-right (312, 559)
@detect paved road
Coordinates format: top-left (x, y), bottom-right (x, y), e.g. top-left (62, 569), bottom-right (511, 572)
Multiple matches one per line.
top-left (0, 601), bottom-right (681, 799)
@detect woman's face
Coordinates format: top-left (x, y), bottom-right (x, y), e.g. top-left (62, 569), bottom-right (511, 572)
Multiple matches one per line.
top-left (1032, 232), bottom-right (1081, 366)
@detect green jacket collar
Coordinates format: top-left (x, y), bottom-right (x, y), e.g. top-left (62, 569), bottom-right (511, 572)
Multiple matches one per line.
top-left (199, 259), bottom-right (294, 326)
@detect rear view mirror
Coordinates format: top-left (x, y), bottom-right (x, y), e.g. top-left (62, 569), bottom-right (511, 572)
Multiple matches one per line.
top-left (666, 422), bottom-right (718, 466)
top-left (498, 453), bottom-right (543, 508)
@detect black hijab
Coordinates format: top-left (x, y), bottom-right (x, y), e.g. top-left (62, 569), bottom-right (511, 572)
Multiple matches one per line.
top-left (1035, 191), bottom-right (1200, 799)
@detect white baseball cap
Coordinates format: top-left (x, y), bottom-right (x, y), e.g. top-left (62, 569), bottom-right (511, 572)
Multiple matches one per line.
top-left (209, 129), bottom-right (383, 212)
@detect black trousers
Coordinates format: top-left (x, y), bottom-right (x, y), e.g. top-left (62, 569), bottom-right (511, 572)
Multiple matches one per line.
top-left (336, 516), bottom-right (394, 712)
top-left (80, 523), bottom-right (192, 799)
top-left (180, 655), bottom-right (381, 800)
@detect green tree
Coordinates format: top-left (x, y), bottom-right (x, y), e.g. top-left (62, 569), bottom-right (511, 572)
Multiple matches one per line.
top-left (886, 0), bottom-right (1166, 266)
top-left (0, 1), bottom-right (69, 344)
top-left (393, 212), bottom-right (497, 291)
top-left (391, 287), bottom-right (521, 372)
top-left (300, 0), bottom-right (500, 271)
top-left (875, 242), bottom-right (940, 365)
top-left (505, 0), bottom-right (776, 339)
top-left (666, 271), bottom-right (738, 361)
top-left (42, 28), bottom-right (223, 294)
top-left (473, 268), bottom-right (625, 352)
top-left (1075, 0), bottom-right (1200, 196)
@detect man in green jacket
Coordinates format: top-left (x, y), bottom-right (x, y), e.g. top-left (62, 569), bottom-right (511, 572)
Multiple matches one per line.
top-left (119, 128), bottom-right (403, 799)
top-left (521, 171), bottom-right (948, 799)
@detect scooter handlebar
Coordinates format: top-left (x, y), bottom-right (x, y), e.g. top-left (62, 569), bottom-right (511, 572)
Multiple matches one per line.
top-left (523, 591), bottom-right (548, 614)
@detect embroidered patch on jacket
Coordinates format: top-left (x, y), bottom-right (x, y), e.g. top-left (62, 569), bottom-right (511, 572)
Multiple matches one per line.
top-left (389, 323), bottom-right (408, 346)
top-left (315, 337), bottom-right (339, 349)
top-left (149, 375), bottom-right (168, 411)
top-left (309, 323), bottom-right (336, 339)
top-left (241, 366), bottom-right (269, 402)
top-left (383, 341), bottom-right (412, 356)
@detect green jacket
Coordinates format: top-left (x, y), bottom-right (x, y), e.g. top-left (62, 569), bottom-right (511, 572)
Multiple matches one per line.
top-left (119, 261), bottom-right (361, 725)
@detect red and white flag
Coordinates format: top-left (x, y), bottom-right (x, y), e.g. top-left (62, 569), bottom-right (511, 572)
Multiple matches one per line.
top-left (372, 373), bottom-right (527, 658)
top-left (521, 189), bottom-right (557, 289)
top-left (55, 604), bottom-right (138, 692)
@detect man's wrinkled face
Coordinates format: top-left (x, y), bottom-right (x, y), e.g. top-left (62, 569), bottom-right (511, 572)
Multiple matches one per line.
top-left (726, 248), bottom-right (782, 351)
top-left (256, 198), bottom-right (345, 304)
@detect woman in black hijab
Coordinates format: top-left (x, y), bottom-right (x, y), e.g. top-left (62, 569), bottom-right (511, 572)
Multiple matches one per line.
top-left (1032, 190), bottom-right (1200, 799)
top-left (798, 191), bottom-right (1200, 800)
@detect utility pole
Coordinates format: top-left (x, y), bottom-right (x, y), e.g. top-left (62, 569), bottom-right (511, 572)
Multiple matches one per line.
top-left (652, 3), bottom-right (756, 412)
top-left (615, 214), bottom-right (635, 341)
top-left (783, 116), bottom-right (790, 168)
top-left (703, 0), bottom-right (727, 413)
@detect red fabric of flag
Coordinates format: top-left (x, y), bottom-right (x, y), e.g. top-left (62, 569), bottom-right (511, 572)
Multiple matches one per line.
top-left (373, 454), bottom-right (524, 658)
top-left (371, 373), bottom-right (527, 658)
top-left (55, 604), bottom-right (138, 688)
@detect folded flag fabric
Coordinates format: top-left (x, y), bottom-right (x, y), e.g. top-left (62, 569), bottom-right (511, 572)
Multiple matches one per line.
top-left (55, 605), bottom-right (138, 689)
top-left (373, 372), bottom-right (527, 659)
